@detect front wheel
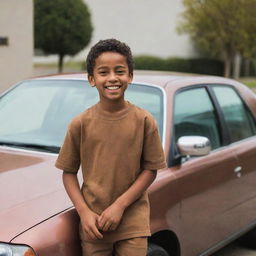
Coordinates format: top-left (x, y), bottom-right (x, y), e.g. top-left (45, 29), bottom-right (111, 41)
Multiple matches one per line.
top-left (238, 228), bottom-right (256, 249)
top-left (147, 243), bottom-right (169, 256)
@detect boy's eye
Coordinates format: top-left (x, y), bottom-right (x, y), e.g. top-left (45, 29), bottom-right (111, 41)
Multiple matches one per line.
top-left (99, 71), bottom-right (107, 75)
top-left (116, 70), bottom-right (125, 74)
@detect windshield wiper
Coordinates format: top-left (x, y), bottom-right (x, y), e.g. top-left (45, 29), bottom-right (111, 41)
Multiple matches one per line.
top-left (0, 142), bottom-right (60, 153)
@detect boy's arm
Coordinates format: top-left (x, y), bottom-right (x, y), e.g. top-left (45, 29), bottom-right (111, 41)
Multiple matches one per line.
top-left (62, 172), bottom-right (103, 240)
top-left (98, 169), bottom-right (157, 231)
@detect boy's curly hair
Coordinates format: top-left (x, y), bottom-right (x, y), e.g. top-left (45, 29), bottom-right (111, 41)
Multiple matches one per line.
top-left (86, 39), bottom-right (134, 76)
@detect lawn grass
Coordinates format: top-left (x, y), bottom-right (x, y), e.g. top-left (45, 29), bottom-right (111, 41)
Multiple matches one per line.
top-left (238, 79), bottom-right (256, 88)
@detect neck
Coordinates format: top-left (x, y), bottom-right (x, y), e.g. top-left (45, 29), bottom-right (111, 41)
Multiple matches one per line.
top-left (98, 99), bottom-right (128, 113)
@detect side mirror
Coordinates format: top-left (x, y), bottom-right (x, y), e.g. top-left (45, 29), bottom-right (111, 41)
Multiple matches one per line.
top-left (177, 136), bottom-right (211, 157)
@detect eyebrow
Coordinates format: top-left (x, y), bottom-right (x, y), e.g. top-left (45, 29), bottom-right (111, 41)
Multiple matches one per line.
top-left (115, 65), bottom-right (126, 69)
top-left (97, 65), bottom-right (127, 70)
top-left (97, 66), bottom-right (108, 70)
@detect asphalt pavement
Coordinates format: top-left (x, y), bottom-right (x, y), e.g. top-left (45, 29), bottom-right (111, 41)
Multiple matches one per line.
top-left (212, 242), bottom-right (256, 255)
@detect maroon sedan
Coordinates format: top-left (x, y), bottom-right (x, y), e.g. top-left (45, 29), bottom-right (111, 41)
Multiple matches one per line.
top-left (0, 72), bottom-right (256, 256)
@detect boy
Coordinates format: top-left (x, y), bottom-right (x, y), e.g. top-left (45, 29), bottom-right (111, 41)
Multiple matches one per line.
top-left (55, 39), bottom-right (166, 256)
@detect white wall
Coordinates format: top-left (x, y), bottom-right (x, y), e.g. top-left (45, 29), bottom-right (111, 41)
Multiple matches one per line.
top-left (33, 0), bottom-right (196, 63)
top-left (78, 0), bottom-right (195, 59)
top-left (0, 0), bottom-right (33, 92)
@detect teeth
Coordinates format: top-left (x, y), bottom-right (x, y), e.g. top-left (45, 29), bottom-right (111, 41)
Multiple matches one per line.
top-left (107, 86), bottom-right (119, 90)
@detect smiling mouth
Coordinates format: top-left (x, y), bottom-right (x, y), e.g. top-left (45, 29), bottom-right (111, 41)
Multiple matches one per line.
top-left (105, 86), bottom-right (121, 90)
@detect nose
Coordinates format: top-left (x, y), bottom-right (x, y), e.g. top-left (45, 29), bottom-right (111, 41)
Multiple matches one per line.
top-left (108, 71), bottom-right (118, 83)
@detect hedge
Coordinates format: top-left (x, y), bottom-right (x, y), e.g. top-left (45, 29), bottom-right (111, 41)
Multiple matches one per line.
top-left (134, 55), bottom-right (224, 76)
top-left (83, 55), bottom-right (256, 77)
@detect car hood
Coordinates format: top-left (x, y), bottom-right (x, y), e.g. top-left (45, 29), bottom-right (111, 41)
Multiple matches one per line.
top-left (0, 147), bottom-right (73, 242)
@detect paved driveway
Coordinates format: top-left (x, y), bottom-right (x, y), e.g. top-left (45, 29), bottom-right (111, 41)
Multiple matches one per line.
top-left (212, 242), bottom-right (256, 255)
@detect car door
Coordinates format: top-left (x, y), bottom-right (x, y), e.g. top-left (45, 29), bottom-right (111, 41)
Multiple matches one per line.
top-left (169, 85), bottom-right (246, 256)
top-left (211, 85), bottom-right (256, 228)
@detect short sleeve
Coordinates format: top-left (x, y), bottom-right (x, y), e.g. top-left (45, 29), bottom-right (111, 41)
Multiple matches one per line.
top-left (55, 116), bottom-right (81, 173)
top-left (141, 115), bottom-right (167, 170)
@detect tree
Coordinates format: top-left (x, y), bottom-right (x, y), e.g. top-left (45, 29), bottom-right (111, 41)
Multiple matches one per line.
top-left (34, 0), bottom-right (93, 72)
top-left (237, 0), bottom-right (256, 76)
top-left (177, 0), bottom-right (256, 78)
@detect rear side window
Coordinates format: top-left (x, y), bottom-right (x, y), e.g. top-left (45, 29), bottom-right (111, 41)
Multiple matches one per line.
top-left (174, 87), bottom-right (221, 150)
top-left (213, 86), bottom-right (256, 143)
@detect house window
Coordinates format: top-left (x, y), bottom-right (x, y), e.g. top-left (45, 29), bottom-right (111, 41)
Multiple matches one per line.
top-left (0, 37), bottom-right (8, 46)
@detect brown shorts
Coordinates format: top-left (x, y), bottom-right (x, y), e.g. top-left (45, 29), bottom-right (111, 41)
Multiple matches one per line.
top-left (81, 236), bottom-right (147, 256)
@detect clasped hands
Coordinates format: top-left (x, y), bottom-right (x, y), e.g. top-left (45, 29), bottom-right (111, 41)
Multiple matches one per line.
top-left (80, 201), bottom-right (125, 240)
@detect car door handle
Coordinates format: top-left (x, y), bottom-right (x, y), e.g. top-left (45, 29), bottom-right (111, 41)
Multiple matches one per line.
top-left (234, 166), bottom-right (242, 177)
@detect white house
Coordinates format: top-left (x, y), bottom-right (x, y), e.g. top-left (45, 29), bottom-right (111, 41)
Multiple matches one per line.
top-left (34, 0), bottom-right (195, 63)
top-left (0, 0), bottom-right (33, 92)
top-left (81, 0), bottom-right (195, 59)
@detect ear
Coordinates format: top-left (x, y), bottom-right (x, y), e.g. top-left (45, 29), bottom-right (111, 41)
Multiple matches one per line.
top-left (128, 73), bottom-right (133, 83)
top-left (88, 75), bottom-right (96, 87)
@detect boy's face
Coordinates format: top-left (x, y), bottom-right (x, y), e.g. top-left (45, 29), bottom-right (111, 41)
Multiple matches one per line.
top-left (88, 51), bottom-right (133, 103)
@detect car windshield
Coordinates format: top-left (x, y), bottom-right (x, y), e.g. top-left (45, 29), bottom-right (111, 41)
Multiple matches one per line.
top-left (0, 79), bottom-right (164, 152)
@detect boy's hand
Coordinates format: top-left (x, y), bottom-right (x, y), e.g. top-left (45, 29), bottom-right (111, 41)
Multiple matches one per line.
top-left (80, 208), bottom-right (103, 240)
top-left (98, 202), bottom-right (125, 232)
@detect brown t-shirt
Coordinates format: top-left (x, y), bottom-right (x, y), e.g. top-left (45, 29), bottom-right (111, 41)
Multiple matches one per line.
top-left (55, 101), bottom-right (166, 242)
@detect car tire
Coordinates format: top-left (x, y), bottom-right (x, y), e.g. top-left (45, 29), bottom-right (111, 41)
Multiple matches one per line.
top-left (147, 243), bottom-right (169, 256)
top-left (238, 228), bottom-right (256, 249)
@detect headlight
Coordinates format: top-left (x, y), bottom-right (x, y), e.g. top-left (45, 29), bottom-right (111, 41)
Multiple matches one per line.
top-left (0, 242), bottom-right (36, 256)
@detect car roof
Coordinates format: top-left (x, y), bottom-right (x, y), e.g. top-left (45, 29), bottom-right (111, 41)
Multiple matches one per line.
top-left (31, 70), bottom-right (242, 89)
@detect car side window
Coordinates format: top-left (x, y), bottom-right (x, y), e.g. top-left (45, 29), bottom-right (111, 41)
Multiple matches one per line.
top-left (174, 87), bottom-right (221, 150)
top-left (213, 86), bottom-right (256, 143)
top-left (126, 83), bottom-right (164, 140)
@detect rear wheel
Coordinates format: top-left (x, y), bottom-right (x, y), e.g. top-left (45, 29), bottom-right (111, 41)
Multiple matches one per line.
top-left (147, 243), bottom-right (169, 256)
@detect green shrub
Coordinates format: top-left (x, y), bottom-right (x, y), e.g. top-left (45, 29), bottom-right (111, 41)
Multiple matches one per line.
top-left (188, 58), bottom-right (224, 75)
top-left (133, 56), bottom-right (166, 71)
top-left (134, 55), bottom-right (224, 75)
top-left (240, 59), bottom-right (256, 77)
top-left (83, 55), bottom-right (225, 76)
top-left (165, 57), bottom-right (190, 72)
